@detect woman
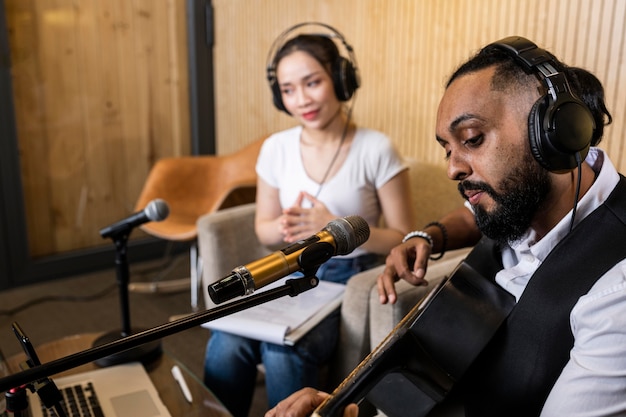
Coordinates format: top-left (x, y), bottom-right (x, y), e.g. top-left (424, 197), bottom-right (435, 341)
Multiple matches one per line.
top-left (203, 24), bottom-right (413, 417)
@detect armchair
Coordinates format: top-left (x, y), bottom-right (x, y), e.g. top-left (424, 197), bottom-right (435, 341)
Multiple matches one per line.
top-left (132, 137), bottom-right (266, 311)
top-left (197, 158), bottom-right (471, 390)
top-left (197, 203), bottom-right (271, 309)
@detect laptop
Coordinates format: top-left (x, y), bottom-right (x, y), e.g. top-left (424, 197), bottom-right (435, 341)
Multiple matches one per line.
top-left (11, 322), bottom-right (171, 417)
top-left (27, 362), bottom-right (172, 417)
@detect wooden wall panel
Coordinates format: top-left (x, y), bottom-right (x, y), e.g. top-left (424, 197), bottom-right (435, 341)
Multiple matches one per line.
top-left (5, 0), bottom-right (626, 259)
top-left (5, 0), bottom-right (189, 256)
top-left (213, 0), bottom-right (626, 177)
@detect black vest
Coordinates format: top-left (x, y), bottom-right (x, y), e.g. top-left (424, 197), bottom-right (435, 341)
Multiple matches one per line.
top-left (458, 175), bottom-right (626, 416)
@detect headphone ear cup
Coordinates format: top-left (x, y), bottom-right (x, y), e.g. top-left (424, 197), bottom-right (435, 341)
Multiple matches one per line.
top-left (528, 95), bottom-right (595, 172)
top-left (528, 98), bottom-right (550, 170)
top-left (269, 75), bottom-right (290, 114)
top-left (331, 56), bottom-right (360, 101)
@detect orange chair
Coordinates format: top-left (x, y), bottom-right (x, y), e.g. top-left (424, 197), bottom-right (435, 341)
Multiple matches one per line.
top-left (132, 137), bottom-right (266, 311)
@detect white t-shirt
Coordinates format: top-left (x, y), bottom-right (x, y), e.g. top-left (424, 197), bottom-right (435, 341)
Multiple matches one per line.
top-left (256, 125), bottom-right (407, 257)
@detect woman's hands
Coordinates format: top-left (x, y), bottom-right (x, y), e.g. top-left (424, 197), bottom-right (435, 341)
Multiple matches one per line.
top-left (279, 192), bottom-right (335, 243)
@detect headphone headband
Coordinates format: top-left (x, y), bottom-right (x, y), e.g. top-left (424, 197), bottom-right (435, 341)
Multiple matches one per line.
top-left (266, 22), bottom-right (358, 79)
top-left (487, 37), bottom-right (556, 70)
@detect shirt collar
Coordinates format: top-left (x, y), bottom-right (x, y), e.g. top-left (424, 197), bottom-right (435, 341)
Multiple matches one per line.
top-left (505, 147), bottom-right (620, 264)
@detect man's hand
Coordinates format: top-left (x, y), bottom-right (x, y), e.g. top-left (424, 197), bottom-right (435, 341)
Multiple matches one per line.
top-left (265, 388), bottom-right (326, 417)
top-left (265, 388), bottom-right (359, 417)
top-left (376, 238), bottom-right (432, 304)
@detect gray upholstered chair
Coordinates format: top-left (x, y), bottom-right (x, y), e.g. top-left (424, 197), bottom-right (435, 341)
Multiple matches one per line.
top-left (197, 159), bottom-right (471, 391)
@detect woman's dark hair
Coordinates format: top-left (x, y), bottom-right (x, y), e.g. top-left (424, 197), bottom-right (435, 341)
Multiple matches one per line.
top-left (273, 34), bottom-right (341, 77)
top-left (447, 44), bottom-right (612, 145)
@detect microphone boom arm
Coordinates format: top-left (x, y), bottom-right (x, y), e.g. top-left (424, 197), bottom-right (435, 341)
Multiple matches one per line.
top-left (0, 274), bottom-right (321, 393)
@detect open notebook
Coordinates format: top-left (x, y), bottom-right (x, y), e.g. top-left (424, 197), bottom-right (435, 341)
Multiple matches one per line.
top-left (203, 277), bottom-right (345, 346)
top-left (27, 362), bottom-right (171, 417)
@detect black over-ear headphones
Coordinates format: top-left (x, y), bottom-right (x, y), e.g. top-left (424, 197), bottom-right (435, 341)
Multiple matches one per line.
top-left (484, 36), bottom-right (595, 172)
top-left (266, 22), bottom-right (360, 114)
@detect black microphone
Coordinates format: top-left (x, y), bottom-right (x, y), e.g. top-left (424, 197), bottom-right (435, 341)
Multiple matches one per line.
top-left (99, 198), bottom-right (170, 239)
top-left (208, 215), bottom-right (370, 304)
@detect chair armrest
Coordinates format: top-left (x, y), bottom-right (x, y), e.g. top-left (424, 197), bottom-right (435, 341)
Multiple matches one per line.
top-left (197, 203), bottom-right (272, 309)
top-left (330, 266), bottom-right (380, 385)
top-left (331, 247), bottom-right (472, 386)
top-left (368, 247), bottom-right (472, 346)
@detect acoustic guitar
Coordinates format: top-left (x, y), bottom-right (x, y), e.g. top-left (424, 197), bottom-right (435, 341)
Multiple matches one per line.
top-left (313, 242), bottom-right (515, 417)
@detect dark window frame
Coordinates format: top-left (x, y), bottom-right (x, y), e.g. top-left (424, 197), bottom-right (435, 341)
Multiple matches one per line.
top-left (0, 0), bottom-right (214, 289)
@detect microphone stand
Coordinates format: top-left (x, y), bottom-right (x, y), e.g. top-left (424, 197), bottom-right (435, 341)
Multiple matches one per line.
top-left (0, 272), bottom-right (321, 393)
top-left (92, 231), bottom-right (162, 367)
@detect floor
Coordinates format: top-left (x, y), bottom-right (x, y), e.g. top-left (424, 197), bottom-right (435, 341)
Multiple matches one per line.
top-left (0, 253), bottom-right (268, 417)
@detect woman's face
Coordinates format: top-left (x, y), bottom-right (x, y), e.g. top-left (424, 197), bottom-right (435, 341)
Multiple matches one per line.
top-left (276, 50), bottom-right (342, 129)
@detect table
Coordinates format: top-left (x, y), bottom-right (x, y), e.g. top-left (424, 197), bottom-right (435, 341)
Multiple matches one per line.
top-left (6, 332), bottom-right (232, 417)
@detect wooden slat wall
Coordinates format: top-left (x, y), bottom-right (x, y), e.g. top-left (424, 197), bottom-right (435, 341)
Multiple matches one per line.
top-left (213, 0), bottom-right (626, 176)
top-left (5, 0), bottom-right (626, 259)
top-left (5, 0), bottom-right (189, 256)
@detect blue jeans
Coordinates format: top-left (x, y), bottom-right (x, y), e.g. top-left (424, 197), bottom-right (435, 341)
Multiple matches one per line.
top-left (203, 254), bottom-right (382, 417)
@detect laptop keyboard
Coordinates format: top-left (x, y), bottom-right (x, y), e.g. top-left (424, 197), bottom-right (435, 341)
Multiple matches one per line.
top-left (40, 381), bottom-right (104, 417)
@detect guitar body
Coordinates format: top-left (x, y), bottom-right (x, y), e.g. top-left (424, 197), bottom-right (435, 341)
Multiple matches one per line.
top-left (314, 258), bottom-right (515, 417)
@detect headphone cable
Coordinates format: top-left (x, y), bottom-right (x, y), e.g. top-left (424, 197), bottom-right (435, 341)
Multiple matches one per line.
top-left (569, 152), bottom-right (583, 233)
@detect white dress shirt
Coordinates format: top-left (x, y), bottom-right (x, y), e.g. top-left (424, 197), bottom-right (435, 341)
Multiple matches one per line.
top-left (489, 148), bottom-right (626, 416)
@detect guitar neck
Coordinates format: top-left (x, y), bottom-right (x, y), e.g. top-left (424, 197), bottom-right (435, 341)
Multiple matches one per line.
top-left (313, 274), bottom-right (450, 417)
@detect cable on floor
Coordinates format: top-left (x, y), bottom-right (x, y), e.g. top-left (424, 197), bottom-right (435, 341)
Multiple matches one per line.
top-left (0, 283), bottom-right (118, 316)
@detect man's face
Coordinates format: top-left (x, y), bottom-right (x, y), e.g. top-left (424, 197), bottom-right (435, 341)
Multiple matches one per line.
top-left (435, 66), bottom-right (551, 244)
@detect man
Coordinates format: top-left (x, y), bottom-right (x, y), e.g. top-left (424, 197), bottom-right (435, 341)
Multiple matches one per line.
top-left (266, 36), bottom-right (624, 417)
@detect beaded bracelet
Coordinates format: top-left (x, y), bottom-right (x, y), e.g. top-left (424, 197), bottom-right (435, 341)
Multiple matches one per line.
top-left (423, 221), bottom-right (448, 260)
top-left (401, 230), bottom-right (433, 247)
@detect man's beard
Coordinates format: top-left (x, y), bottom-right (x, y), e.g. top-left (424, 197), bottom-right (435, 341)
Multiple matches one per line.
top-left (458, 154), bottom-right (551, 245)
